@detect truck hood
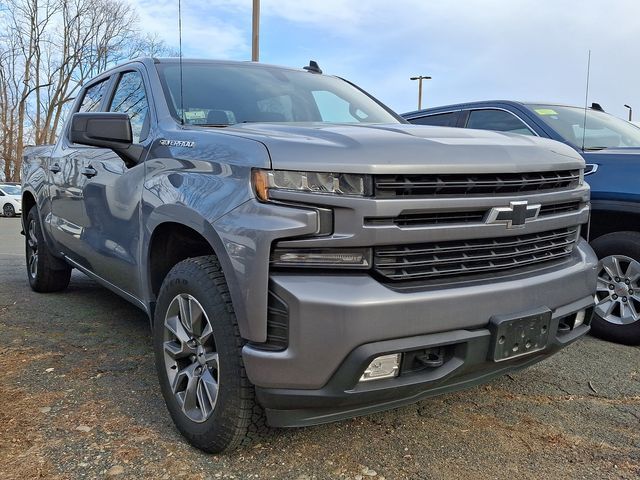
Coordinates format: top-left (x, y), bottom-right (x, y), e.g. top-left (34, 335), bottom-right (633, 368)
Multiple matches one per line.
top-left (218, 123), bottom-right (584, 174)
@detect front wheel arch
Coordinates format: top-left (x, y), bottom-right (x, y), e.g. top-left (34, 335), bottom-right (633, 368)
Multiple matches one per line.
top-left (143, 214), bottom-right (244, 334)
top-left (22, 190), bottom-right (36, 218)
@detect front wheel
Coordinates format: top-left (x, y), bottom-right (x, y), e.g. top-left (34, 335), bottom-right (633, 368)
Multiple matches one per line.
top-left (591, 231), bottom-right (640, 345)
top-left (153, 256), bottom-right (268, 453)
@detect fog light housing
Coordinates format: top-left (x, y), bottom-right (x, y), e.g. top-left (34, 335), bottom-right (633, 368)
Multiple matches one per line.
top-left (573, 309), bottom-right (586, 328)
top-left (359, 354), bottom-right (401, 382)
top-left (271, 248), bottom-right (371, 269)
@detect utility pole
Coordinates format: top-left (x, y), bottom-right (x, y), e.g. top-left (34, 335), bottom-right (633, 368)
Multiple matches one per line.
top-left (410, 75), bottom-right (431, 110)
top-left (624, 104), bottom-right (633, 122)
top-left (252, 0), bottom-right (260, 61)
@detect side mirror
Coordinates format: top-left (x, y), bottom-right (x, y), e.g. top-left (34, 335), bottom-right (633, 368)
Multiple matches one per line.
top-left (70, 112), bottom-right (142, 165)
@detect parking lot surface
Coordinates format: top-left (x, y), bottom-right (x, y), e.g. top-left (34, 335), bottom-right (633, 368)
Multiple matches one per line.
top-left (0, 216), bottom-right (639, 479)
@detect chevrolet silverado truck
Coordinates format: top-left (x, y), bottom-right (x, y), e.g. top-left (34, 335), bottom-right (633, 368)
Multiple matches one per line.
top-left (22, 58), bottom-right (597, 453)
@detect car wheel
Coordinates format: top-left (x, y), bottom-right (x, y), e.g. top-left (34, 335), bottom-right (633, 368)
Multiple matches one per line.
top-left (25, 207), bottom-right (72, 292)
top-left (591, 231), bottom-right (640, 345)
top-left (154, 255), bottom-right (268, 453)
top-left (3, 203), bottom-right (15, 217)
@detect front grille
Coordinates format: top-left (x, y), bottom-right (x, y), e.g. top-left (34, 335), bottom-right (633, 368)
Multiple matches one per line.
top-left (374, 227), bottom-right (578, 282)
top-left (365, 201), bottom-right (583, 228)
top-left (366, 210), bottom-right (486, 227)
top-left (374, 170), bottom-right (580, 197)
top-left (539, 201), bottom-right (582, 216)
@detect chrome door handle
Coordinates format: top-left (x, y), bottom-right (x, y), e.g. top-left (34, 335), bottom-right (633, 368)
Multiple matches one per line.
top-left (50, 163), bottom-right (61, 174)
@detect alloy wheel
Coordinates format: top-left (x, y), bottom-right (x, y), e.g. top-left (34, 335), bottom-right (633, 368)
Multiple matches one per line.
top-left (595, 254), bottom-right (640, 325)
top-left (163, 294), bottom-right (219, 423)
top-left (3, 204), bottom-right (14, 217)
top-left (27, 218), bottom-right (39, 279)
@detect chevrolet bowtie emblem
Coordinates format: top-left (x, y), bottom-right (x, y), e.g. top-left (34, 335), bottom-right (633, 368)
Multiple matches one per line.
top-left (485, 201), bottom-right (541, 229)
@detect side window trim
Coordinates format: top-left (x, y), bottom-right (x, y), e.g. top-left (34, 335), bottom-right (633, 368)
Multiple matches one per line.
top-left (96, 75), bottom-right (118, 112)
top-left (456, 109), bottom-right (469, 128)
top-left (464, 107), bottom-right (539, 136)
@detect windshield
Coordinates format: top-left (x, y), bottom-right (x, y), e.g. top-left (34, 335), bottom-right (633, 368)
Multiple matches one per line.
top-left (0, 185), bottom-right (21, 195)
top-left (529, 104), bottom-right (640, 149)
top-left (156, 62), bottom-right (400, 126)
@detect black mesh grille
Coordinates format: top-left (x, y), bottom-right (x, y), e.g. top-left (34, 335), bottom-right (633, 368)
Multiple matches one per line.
top-left (374, 170), bottom-right (580, 197)
top-left (374, 227), bottom-right (578, 282)
top-left (366, 211), bottom-right (486, 227)
top-left (539, 201), bottom-right (582, 216)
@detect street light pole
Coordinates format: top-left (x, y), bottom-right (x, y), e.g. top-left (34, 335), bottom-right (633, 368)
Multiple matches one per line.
top-left (252, 0), bottom-right (260, 62)
top-left (410, 75), bottom-right (431, 110)
top-left (624, 104), bottom-right (633, 122)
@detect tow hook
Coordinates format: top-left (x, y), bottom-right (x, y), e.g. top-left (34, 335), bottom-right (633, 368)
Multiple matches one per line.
top-left (416, 348), bottom-right (445, 368)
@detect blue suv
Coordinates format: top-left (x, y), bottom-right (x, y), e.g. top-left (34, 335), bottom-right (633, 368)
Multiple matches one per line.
top-left (404, 101), bottom-right (640, 345)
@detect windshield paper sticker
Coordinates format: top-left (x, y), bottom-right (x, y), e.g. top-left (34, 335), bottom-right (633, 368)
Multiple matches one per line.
top-left (534, 108), bottom-right (558, 116)
top-left (184, 111), bottom-right (206, 121)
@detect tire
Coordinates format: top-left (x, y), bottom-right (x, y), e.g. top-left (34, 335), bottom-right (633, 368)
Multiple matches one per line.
top-left (153, 256), bottom-right (268, 453)
top-left (590, 231), bottom-right (640, 345)
top-left (25, 207), bottom-right (72, 293)
top-left (3, 203), bottom-right (15, 217)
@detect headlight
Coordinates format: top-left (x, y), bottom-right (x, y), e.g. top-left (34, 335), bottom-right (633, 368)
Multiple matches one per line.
top-left (253, 169), bottom-right (370, 201)
top-left (271, 248), bottom-right (372, 269)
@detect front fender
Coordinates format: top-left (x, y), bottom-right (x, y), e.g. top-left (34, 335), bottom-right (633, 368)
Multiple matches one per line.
top-left (213, 199), bottom-right (318, 342)
top-left (143, 200), bottom-right (318, 342)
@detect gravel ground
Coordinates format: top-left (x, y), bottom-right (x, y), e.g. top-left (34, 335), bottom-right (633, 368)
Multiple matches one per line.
top-left (0, 216), bottom-right (639, 480)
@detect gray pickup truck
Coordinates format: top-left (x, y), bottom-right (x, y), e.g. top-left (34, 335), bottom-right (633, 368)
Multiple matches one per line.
top-left (22, 58), bottom-right (597, 452)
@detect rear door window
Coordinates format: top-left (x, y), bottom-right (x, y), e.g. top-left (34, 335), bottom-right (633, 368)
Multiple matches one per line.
top-left (466, 109), bottom-right (535, 136)
top-left (408, 112), bottom-right (459, 127)
top-left (68, 78), bottom-right (110, 144)
top-left (78, 79), bottom-right (110, 112)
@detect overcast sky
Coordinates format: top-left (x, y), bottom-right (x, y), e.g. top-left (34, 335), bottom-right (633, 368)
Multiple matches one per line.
top-left (128, 0), bottom-right (639, 120)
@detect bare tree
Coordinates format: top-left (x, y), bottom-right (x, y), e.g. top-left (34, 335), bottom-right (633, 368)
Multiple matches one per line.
top-left (0, 0), bottom-right (172, 181)
top-left (0, 36), bottom-right (22, 181)
top-left (0, 0), bottom-right (57, 180)
top-left (128, 32), bottom-right (179, 59)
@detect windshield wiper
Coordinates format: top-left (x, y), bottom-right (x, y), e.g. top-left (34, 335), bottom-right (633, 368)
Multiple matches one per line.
top-left (194, 124), bottom-right (232, 128)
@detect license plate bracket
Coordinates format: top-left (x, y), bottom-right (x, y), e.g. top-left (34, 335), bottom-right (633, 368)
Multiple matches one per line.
top-left (488, 308), bottom-right (552, 362)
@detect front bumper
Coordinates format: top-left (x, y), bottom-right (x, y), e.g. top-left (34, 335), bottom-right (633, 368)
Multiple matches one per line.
top-left (242, 239), bottom-right (597, 427)
top-left (258, 309), bottom-right (591, 427)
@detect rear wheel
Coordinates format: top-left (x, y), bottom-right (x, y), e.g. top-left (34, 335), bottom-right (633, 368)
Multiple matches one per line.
top-left (25, 207), bottom-right (72, 292)
top-left (3, 203), bottom-right (15, 217)
top-left (153, 256), bottom-right (268, 452)
top-left (591, 231), bottom-right (640, 345)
